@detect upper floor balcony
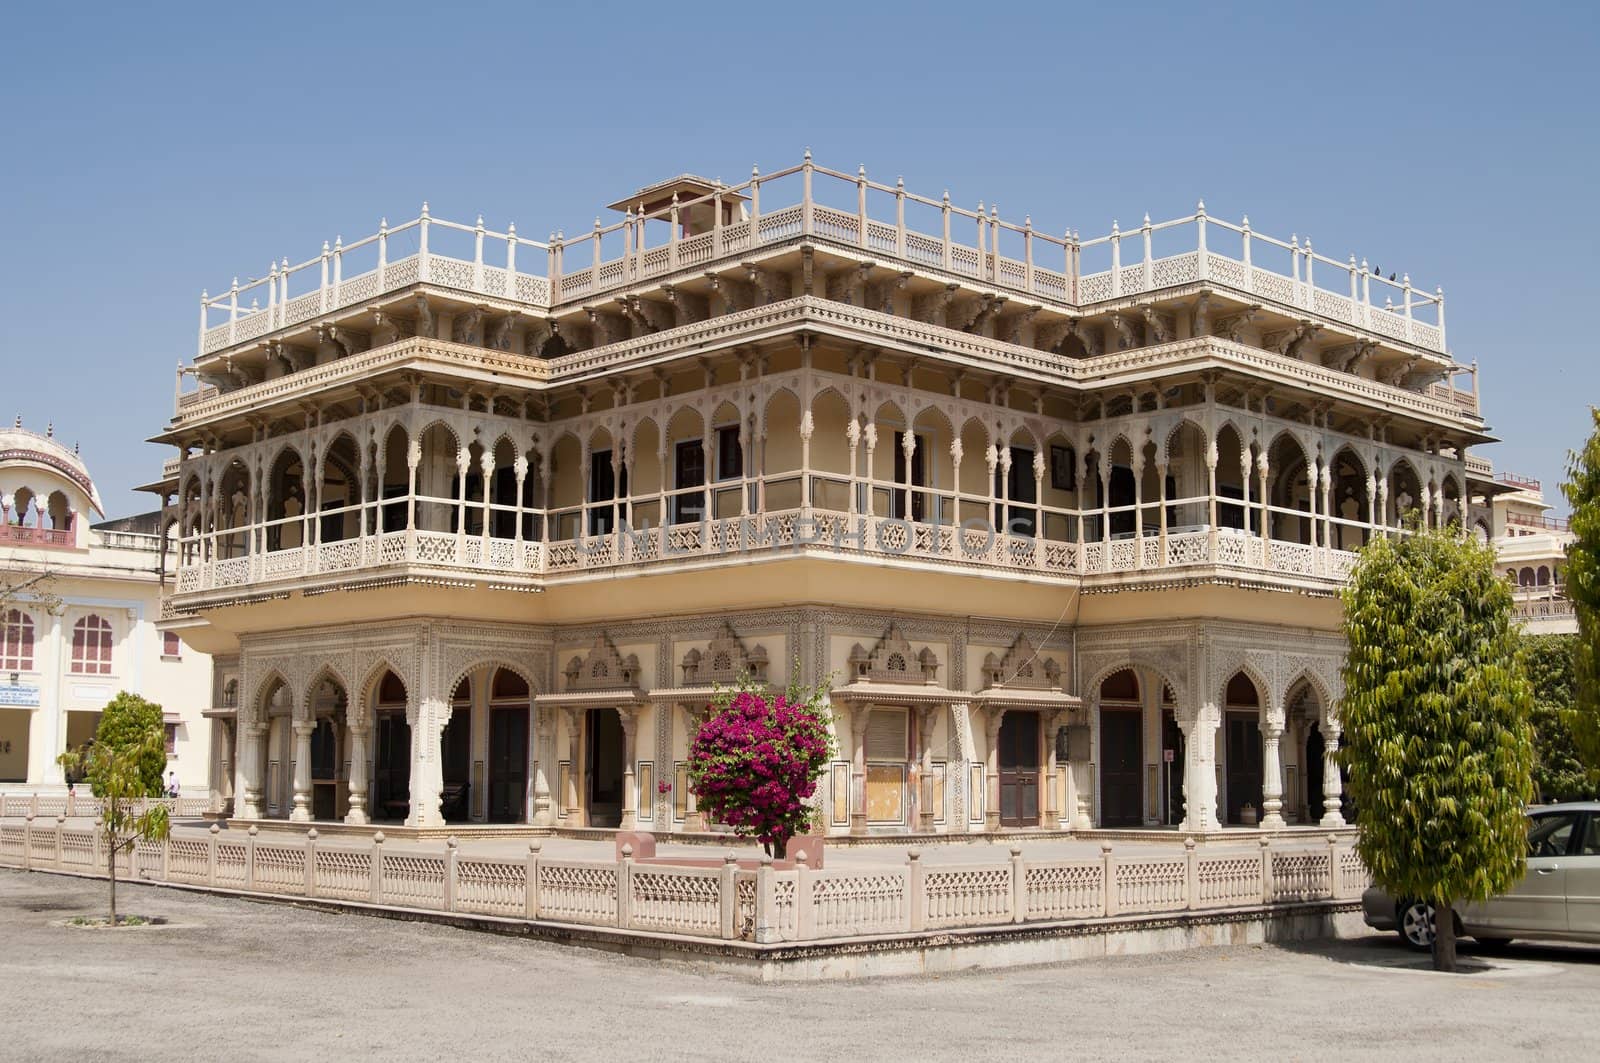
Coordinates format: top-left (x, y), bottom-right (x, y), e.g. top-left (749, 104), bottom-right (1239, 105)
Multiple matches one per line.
top-left (190, 154), bottom-right (1454, 377)
top-left (164, 371), bottom-right (1473, 611)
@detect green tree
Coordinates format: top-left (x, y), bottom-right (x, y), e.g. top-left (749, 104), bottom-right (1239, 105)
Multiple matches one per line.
top-left (1562, 407), bottom-right (1600, 771)
top-left (57, 728), bottom-right (171, 925)
top-left (90, 692), bottom-right (167, 798)
top-left (1523, 634), bottom-right (1598, 801)
top-left (1341, 524), bottom-right (1535, 971)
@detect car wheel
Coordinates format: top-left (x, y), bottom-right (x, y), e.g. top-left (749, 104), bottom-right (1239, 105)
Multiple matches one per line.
top-left (1397, 899), bottom-right (1435, 950)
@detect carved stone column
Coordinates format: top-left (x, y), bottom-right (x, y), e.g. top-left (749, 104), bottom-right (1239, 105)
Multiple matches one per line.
top-left (683, 703), bottom-right (708, 831)
top-left (1182, 705), bottom-right (1221, 833)
top-left (345, 721), bottom-right (371, 825)
top-left (618, 708), bottom-right (639, 830)
top-left (850, 705), bottom-right (872, 836)
top-left (984, 707), bottom-right (1005, 832)
top-left (531, 708), bottom-right (555, 826)
top-left (1041, 709), bottom-right (1062, 828)
top-left (1260, 720), bottom-right (1285, 829)
top-left (563, 706), bottom-right (583, 821)
top-left (240, 722), bottom-right (266, 819)
top-left (406, 695), bottom-right (447, 829)
top-left (1321, 725), bottom-right (1346, 827)
top-left (289, 718), bottom-right (315, 822)
top-left (915, 705), bottom-right (938, 833)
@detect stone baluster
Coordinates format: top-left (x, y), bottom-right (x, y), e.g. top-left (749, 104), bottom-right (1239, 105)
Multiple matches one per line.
top-left (1195, 199), bottom-right (1208, 280)
top-left (1320, 725), bottom-right (1345, 827)
top-left (1260, 720), bottom-right (1285, 829)
top-left (504, 223), bottom-right (517, 297)
top-left (1109, 220), bottom-right (1121, 297)
top-left (894, 176), bottom-right (906, 258)
top-left (345, 720), bottom-right (370, 824)
top-left (1141, 213), bottom-right (1153, 291)
top-left (856, 164), bottom-right (868, 247)
top-left (418, 201), bottom-right (431, 283)
top-left (941, 190), bottom-right (952, 269)
top-left (618, 709), bottom-right (638, 830)
top-left (289, 718), bottom-right (314, 822)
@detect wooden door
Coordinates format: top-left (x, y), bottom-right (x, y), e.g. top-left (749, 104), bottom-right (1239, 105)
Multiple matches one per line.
top-left (1225, 714), bottom-right (1263, 824)
top-left (998, 711), bottom-right (1040, 827)
top-left (1099, 709), bottom-right (1142, 827)
top-left (372, 712), bottom-right (411, 821)
top-left (488, 707), bottom-right (529, 823)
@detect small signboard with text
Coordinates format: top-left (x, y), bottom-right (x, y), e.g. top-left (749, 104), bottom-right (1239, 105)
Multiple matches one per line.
top-left (0, 684), bottom-right (41, 708)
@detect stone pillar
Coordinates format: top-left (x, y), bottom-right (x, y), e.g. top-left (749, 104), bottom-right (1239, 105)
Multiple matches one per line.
top-left (1260, 720), bottom-right (1285, 829)
top-left (531, 708), bottom-right (555, 826)
top-left (289, 718), bottom-right (314, 822)
top-left (240, 722), bottom-right (266, 819)
top-left (916, 706), bottom-right (938, 833)
top-left (850, 706), bottom-right (872, 836)
top-left (345, 721), bottom-right (371, 825)
top-left (1042, 710), bottom-right (1061, 828)
top-left (563, 707), bottom-right (583, 821)
top-left (1182, 706), bottom-right (1220, 833)
top-left (984, 708), bottom-right (1005, 832)
top-left (618, 709), bottom-right (639, 830)
top-left (1320, 725), bottom-right (1346, 827)
top-left (406, 695), bottom-right (447, 828)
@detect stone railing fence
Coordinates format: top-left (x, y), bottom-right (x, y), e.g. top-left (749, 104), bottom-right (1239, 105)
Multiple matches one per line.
top-left (0, 821), bottom-right (1366, 945)
top-left (0, 792), bottom-right (209, 820)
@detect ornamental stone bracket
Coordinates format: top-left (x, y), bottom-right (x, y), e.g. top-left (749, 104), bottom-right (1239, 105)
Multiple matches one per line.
top-left (679, 621), bottom-right (769, 686)
top-left (844, 623), bottom-right (940, 685)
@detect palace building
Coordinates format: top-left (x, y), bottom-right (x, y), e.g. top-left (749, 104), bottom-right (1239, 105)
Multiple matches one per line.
top-left (0, 421), bottom-right (214, 790)
top-left (151, 156), bottom-right (1493, 836)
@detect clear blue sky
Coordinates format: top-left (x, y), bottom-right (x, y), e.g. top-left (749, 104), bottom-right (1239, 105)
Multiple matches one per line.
top-left (3, 1), bottom-right (1595, 518)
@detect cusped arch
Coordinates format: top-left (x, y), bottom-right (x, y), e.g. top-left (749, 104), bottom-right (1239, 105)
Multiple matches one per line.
top-left (253, 669), bottom-right (297, 723)
top-left (1162, 418), bottom-right (1208, 465)
top-left (444, 657), bottom-right (541, 702)
top-left (1212, 656), bottom-right (1274, 717)
top-left (357, 656), bottom-right (413, 717)
top-left (301, 662), bottom-right (353, 718)
top-left (1282, 667), bottom-right (1335, 727)
top-left (416, 418), bottom-right (463, 458)
top-left (1084, 658), bottom-right (1188, 714)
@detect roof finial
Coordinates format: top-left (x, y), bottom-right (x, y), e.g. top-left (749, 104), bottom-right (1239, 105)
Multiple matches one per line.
top-left (46, 422), bottom-right (53, 438)
top-left (74, 441), bottom-right (80, 455)
top-left (13, 414), bottom-right (19, 429)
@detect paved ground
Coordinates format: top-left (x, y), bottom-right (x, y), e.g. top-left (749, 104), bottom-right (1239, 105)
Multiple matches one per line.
top-left (4, 869), bottom-right (1598, 1061)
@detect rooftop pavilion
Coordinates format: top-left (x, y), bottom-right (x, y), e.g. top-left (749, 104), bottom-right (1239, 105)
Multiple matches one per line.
top-left (180, 153), bottom-right (1472, 422)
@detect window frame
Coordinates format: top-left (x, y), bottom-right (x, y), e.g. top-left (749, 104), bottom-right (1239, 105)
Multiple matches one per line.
top-left (0, 609), bottom-right (35, 672)
top-left (161, 630), bottom-right (183, 660)
top-left (70, 614), bottom-right (114, 676)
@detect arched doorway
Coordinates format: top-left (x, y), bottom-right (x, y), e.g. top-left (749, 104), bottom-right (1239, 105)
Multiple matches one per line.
top-left (587, 708), bottom-right (625, 828)
top-left (1160, 683), bottom-right (1184, 826)
top-left (1223, 672), bottom-right (1264, 825)
top-left (1098, 669), bottom-right (1142, 827)
top-left (487, 668), bottom-right (531, 823)
top-left (307, 676), bottom-right (347, 821)
top-left (371, 670), bottom-right (410, 822)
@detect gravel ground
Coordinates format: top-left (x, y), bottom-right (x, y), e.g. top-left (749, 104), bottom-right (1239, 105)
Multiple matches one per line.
top-left (4, 869), bottom-right (1598, 1062)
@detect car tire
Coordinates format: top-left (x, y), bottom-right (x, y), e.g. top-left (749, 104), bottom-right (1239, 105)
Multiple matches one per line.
top-left (1397, 899), bottom-right (1435, 950)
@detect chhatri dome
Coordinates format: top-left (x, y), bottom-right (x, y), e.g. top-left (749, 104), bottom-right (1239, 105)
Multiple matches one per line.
top-left (0, 417), bottom-right (105, 538)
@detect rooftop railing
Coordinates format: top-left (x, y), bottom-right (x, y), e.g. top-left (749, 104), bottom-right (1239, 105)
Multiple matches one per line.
top-left (193, 154), bottom-right (1450, 363)
top-left (1506, 511), bottom-right (1570, 532)
top-left (1497, 471), bottom-right (1542, 491)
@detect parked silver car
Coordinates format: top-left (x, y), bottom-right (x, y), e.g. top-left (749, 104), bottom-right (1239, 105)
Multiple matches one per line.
top-left (1362, 801), bottom-right (1600, 949)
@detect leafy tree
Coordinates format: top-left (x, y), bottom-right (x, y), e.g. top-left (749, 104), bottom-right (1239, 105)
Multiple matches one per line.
top-left (90, 692), bottom-right (167, 798)
top-left (1562, 407), bottom-right (1600, 770)
top-left (57, 725), bottom-right (171, 925)
top-left (687, 673), bottom-right (836, 857)
top-left (1523, 634), bottom-right (1598, 801)
top-left (1342, 524), bottom-right (1535, 971)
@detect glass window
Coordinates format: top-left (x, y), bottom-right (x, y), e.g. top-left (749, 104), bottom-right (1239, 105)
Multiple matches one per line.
top-left (715, 425), bottom-right (742, 482)
top-left (1528, 812), bottom-right (1580, 858)
top-left (0, 609), bottom-right (34, 671)
top-left (70, 615), bottom-right (113, 675)
top-left (162, 631), bottom-right (182, 659)
top-left (1578, 815), bottom-right (1600, 857)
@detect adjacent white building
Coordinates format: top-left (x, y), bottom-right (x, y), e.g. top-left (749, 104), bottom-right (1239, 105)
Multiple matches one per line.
top-left (0, 422), bottom-right (214, 790)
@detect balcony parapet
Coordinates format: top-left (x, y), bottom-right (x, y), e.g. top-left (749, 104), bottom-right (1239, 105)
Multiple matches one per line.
top-left (167, 299), bottom-right (1482, 434)
top-left (169, 516), bottom-right (1359, 604)
top-left (188, 156), bottom-right (1450, 379)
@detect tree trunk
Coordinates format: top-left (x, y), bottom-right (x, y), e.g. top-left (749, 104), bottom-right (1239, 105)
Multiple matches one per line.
top-left (106, 832), bottom-right (118, 927)
top-left (1432, 900), bottom-right (1457, 972)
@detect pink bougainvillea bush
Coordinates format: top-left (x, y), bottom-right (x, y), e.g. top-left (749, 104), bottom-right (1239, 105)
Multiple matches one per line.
top-left (687, 677), bottom-right (836, 856)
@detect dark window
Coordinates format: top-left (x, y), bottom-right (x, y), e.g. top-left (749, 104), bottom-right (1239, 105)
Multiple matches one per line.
top-left (995, 446), bottom-right (1037, 536)
top-left (1050, 444), bottom-right (1076, 491)
top-left (588, 450), bottom-right (627, 536)
top-left (715, 425), bottom-right (742, 481)
top-left (673, 440), bottom-right (706, 525)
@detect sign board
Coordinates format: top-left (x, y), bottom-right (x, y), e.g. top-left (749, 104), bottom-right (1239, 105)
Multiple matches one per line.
top-left (0, 684), bottom-right (41, 708)
top-left (1163, 748), bottom-right (1175, 763)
